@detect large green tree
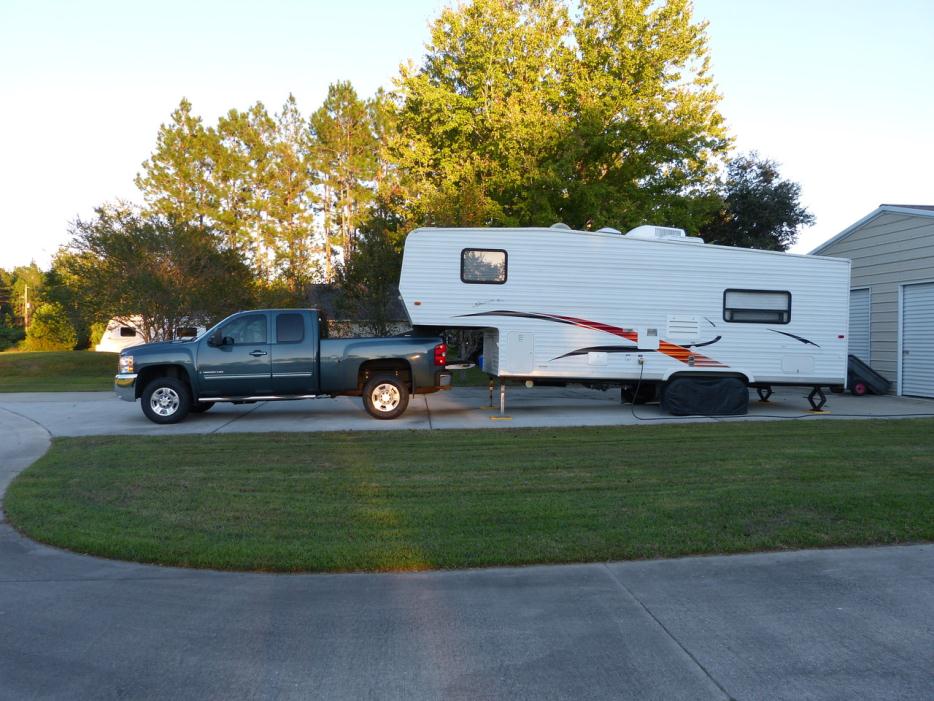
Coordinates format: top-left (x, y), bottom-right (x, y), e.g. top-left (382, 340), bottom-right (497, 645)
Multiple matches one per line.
top-left (699, 153), bottom-right (814, 250)
top-left (561, 0), bottom-right (729, 231)
top-left (391, 0), bottom-right (571, 228)
top-left (58, 205), bottom-right (255, 342)
top-left (390, 0), bottom-right (728, 232)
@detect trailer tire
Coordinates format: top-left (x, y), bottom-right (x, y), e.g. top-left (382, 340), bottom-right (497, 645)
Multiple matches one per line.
top-left (363, 374), bottom-right (409, 420)
top-left (851, 381), bottom-right (868, 396)
top-left (141, 377), bottom-right (191, 424)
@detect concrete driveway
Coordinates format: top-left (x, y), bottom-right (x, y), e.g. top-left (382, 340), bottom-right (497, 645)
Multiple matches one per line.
top-left (1, 385), bottom-right (933, 436)
top-left (1, 394), bottom-right (933, 699)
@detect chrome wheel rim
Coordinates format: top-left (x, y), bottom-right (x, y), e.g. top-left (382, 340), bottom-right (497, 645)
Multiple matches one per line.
top-left (150, 387), bottom-right (180, 417)
top-left (371, 383), bottom-right (400, 412)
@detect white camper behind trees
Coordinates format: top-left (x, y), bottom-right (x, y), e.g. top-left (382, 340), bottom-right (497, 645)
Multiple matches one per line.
top-left (399, 224), bottom-right (851, 414)
top-left (94, 317), bottom-right (205, 353)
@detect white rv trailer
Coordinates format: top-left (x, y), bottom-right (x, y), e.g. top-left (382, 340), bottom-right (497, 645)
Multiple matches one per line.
top-left (94, 317), bottom-right (206, 353)
top-left (399, 224), bottom-right (851, 411)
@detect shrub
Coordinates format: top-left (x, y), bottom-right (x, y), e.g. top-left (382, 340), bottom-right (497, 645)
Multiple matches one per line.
top-left (22, 303), bottom-right (78, 351)
top-left (0, 325), bottom-right (25, 351)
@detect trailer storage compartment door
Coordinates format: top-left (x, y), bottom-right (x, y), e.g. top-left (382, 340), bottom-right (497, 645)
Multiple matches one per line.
top-left (902, 282), bottom-right (934, 398)
top-left (504, 332), bottom-right (534, 374)
top-left (849, 288), bottom-right (870, 364)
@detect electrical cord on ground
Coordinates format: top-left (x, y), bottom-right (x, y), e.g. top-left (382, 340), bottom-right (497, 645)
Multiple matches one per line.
top-left (626, 361), bottom-right (934, 422)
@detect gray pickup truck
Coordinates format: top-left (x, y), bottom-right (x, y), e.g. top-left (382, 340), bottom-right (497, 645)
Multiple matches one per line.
top-left (114, 308), bottom-right (451, 424)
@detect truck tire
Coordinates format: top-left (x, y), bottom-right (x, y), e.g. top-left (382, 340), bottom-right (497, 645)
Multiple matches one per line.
top-left (362, 374), bottom-right (409, 420)
top-left (141, 377), bottom-right (191, 424)
top-left (190, 401), bottom-right (215, 413)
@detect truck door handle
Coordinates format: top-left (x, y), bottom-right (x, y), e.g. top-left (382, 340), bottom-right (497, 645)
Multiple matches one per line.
top-left (249, 350), bottom-right (268, 357)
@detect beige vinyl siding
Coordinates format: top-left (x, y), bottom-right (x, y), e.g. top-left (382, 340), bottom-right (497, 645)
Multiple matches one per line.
top-left (819, 212), bottom-right (934, 388)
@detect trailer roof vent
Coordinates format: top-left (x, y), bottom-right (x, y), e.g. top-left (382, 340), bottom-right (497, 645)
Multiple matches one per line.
top-left (624, 225), bottom-right (704, 243)
top-left (596, 227), bottom-right (621, 234)
top-left (549, 222), bottom-right (571, 230)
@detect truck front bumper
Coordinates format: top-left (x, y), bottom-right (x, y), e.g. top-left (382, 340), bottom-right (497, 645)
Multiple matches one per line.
top-left (114, 373), bottom-right (138, 401)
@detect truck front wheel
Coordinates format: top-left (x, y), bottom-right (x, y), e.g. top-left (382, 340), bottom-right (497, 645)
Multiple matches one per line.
top-left (362, 375), bottom-right (409, 420)
top-left (141, 377), bottom-right (191, 424)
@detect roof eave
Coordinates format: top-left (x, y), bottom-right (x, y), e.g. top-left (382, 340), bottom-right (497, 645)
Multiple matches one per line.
top-left (810, 205), bottom-right (934, 255)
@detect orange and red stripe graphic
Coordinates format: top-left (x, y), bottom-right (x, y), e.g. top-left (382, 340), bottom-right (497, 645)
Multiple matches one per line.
top-left (459, 310), bottom-right (728, 368)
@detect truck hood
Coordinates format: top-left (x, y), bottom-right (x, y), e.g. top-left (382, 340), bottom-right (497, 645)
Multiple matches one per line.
top-left (121, 340), bottom-right (196, 357)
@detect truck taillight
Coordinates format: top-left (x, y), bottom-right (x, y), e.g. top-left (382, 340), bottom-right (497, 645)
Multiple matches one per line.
top-left (433, 343), bottom-right (447, 367)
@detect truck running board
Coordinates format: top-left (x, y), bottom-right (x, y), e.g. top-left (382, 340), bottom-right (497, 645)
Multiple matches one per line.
top-left (199, 394), bottom-right (327, 402)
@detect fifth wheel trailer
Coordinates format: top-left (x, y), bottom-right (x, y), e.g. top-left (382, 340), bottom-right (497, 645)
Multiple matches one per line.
top-left (399, 224), bottom-right (852, 414)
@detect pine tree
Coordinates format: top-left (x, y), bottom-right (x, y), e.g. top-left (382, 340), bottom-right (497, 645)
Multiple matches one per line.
top-left (309, 82), bottom-right (377, 279)
top-left (135, 99), bottom-right (218, 231)
top-left (264, 95), bottom-right (319, 295)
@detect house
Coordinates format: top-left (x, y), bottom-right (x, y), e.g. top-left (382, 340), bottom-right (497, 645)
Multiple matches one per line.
top-left (811, 205), bottom-right (934, 397)
top-left (306, 284), bottom-right (411, 337)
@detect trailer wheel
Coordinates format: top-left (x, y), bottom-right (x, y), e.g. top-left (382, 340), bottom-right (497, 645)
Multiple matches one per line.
top-left (363, 375), bottom-right (410, 420)
top-left (851, 381), bottom-right (868, 396)
top-left (141, 377), bottom-right (191, 424)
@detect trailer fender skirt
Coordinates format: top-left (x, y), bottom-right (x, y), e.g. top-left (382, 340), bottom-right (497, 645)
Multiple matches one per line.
top-left (661, 376), bottom-right (748, 416)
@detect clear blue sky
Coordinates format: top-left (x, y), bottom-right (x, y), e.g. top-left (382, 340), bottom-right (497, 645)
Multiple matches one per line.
top-left (1, 0), bottom-right (932, 269)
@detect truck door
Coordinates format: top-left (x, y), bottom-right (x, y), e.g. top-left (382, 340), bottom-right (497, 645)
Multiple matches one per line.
top-left (270, 311), bottom-right (317, 395)
top-left (197, 312), bottom-right (272, 397)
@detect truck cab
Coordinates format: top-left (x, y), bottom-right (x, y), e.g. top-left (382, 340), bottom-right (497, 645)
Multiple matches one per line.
top-left (114, 309), bottom-right (451, 424)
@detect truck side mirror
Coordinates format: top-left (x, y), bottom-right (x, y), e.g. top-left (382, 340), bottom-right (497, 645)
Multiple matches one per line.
top-left (207, 331), bottom-right (226, 347)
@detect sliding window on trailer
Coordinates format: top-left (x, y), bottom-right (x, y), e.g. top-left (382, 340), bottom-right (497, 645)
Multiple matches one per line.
top-left (461, 249), bottom-right (507, 284)
top-left (723, 289), bottom-right (791, 324)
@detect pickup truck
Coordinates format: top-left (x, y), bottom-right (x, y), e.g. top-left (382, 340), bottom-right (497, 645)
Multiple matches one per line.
top-left (114, 308), bottom-right (451, 424)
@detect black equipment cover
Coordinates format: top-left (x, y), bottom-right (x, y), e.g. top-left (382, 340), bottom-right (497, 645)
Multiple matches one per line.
top-left (661, 377), bottom-right (748, 416)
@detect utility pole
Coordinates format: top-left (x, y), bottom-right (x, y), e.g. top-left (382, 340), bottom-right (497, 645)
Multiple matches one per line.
top-left (24, 283), bottom-right (30, 329)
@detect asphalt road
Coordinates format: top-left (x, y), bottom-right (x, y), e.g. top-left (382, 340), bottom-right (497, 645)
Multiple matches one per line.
top-left (1, 395), bottom-right (933, 699)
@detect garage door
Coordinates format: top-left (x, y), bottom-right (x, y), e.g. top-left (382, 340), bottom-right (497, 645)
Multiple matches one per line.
top-left (849, 288), bottom-right (870, 363)
top-left (902, 282), bottom-right (934, 398)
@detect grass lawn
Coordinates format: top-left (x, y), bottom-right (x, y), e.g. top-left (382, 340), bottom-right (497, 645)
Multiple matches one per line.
top-left (0, 351), bottom-right (117, 392)
top-left (6, 419), bottom-right (933, 573)
top-left (450, 365), bottom-right (493, 387)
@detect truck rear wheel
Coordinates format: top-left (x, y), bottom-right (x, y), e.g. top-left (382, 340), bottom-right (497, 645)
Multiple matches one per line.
top-left (141, 377), bottom-right (191, 424)
top-left (362, 375), bottom-right (409, 420)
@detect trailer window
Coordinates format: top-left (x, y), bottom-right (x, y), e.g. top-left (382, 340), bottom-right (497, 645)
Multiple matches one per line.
top-left (723, 289), bottom-right (791, 324)
top-left (461, 249), bottom-right (507, 284)
top-left (119, 327), bottom-right (137, 337)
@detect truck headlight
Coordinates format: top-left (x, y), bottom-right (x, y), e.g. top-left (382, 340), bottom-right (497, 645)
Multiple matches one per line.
top-left (119, 355), bottom-right (134, 373)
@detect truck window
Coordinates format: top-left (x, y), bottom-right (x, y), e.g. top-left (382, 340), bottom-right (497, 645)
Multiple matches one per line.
top-left (723, 289), bottom-right (791, 324)
top-left (276, 313), bottom-right (304, 343)
top-left (461, 249), bottom-right (507, 284)
top-left (221, 314), bottom-right (268, 344)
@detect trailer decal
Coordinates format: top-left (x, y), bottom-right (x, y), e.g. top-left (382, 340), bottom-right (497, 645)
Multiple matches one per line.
top-left (552, 336), bottom-right (723, 360)
top-left (459, 311), bottom-right (728, 367)
top-left (769, 329), bottom-right (820, 347)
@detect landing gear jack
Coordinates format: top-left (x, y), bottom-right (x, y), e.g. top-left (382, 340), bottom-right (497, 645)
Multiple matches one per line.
top-left (756, 386), bottom-right (773, 402)
top-left (807, 387), bottom-right (827, 412)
